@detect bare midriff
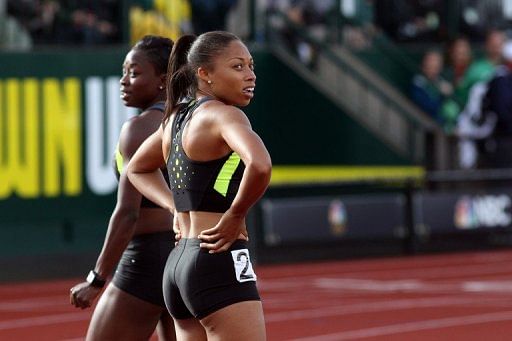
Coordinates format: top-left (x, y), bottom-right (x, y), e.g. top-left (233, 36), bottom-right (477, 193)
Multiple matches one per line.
top-left (178, 211), bottom-right (247, 239)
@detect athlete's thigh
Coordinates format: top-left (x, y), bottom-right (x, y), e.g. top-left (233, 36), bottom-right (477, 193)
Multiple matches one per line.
top-left (173, 317), bottom-right (207, 341)
top-left (200, 301), bottom-right (266, 341)
top-left (86, 284), bottom-right (165, 341)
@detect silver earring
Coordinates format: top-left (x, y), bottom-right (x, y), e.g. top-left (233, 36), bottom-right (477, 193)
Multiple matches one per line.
top-left (159, 86), bottom-right (164, 90)
top-left (207, 80), bottom-right (212, 84)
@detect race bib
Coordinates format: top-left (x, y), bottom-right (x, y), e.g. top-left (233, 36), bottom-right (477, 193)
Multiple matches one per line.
top-left (231, 249), bottom-right (257, 283)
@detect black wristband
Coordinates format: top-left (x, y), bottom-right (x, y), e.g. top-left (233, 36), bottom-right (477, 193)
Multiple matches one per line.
top-left (86, 270), bottom-right (106, 288)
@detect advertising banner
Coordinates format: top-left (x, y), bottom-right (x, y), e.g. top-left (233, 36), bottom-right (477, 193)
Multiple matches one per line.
top-left (0, 51), bottom-right (132, 223)
top-left (260, 194), bottom-right (406, 246)
top-left (413, 189), bottom-right (512, 235)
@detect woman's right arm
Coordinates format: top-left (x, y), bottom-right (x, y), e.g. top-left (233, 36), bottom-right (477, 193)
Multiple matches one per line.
top-left (127, 125), bottom-right (175, 213)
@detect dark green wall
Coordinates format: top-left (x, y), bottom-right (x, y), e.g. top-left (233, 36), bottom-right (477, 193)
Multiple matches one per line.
top-left (245, 49), bottom-right (408, 165)
top-left (0, 48), bottom-right (126, 77)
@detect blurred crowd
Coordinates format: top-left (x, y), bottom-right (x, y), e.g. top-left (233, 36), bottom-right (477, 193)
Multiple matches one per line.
top-left (268, 0), bottom-right (512, 170)
top-left (374, 0), bottom-right (511, 43)
top-left (376, 0), bottom-right (512, 169)
top-left (409, 29), bottom-right (512, 170)
top-left (6, 0), bottom-right (121, 45)
top-left (3, 0), bottom-right (241, 47)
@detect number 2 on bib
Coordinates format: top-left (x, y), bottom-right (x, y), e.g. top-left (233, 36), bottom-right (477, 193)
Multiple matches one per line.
top-left (231, 249), bottom-right (257, 283)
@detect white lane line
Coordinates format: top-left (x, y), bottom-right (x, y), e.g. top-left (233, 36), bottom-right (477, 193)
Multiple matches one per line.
top-left (261, 278), bottom-right (512, 298)
top-left (265, 296), bottom-right (511, 322)
top-left (463, 281), bottom-right (512, 292)
top-left (315, 278), bottom-right (512, 293)
top-left (259, 258), bottom-right (512, 282)
top-left (290, 310), bottom-right (512, 341)
top-left (0, 296), bottom-right (69, 311)
top-left (315, 278), bottom-right (426, 292)
top-left (0, 312), bottom-right (90, 330)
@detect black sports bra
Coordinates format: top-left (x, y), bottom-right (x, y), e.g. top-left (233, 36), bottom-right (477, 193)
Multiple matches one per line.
top-left (114, 101), bottom-right (170, 208)
top-left (167, 97), bottom-right (245, 213)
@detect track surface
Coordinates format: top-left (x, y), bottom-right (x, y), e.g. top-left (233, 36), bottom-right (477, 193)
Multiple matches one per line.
top-left (2, 250), bottom-right (512, 340)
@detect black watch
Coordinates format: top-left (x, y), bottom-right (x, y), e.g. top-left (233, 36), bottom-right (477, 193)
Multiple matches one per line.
top-left (86, 270), bottom-right (106, 288)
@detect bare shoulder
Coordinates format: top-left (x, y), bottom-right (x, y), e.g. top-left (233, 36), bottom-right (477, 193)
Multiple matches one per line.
top-left (206, 101), bottom-right (251, 127)
top-left (119, 109), bottom-right (164, 158)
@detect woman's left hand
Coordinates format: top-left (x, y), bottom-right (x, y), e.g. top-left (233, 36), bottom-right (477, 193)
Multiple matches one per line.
top-left (69, 282), bottom-right (102, 309)
top-left (198, 210), bottom-right (248, 253)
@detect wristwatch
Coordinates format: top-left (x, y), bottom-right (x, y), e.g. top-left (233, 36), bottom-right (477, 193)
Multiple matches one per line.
top-left (86, 270), bottom-right (106, 288)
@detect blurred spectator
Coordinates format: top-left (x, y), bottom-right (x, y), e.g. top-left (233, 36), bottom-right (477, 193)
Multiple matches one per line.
top-left (373, 0), bottom-right (444, 42)
top-left (226, 0), bottom-right (251, 39)
top-left (339, 0), bottom-right (376, 50)
top-left (189, 0), bottom-right (238, 35)
top-left (410, 50), bottom-right (453, 126)
top-left (478, 40), bottom-right (512, 168)
top-left (2, 2), bottom-right (32, 50)
top-left (453, 30), bottom-right (505, 169)
top-left (456, 29), bottom-right (505, 107)
top-left (455, 80), bottom-right (497, 169)
top-left (439, 36), bottom-right (472, 132)
top-left (268, 0), bottom-right (335, 68)
top-left (444, 36), bottom-right (473, 87)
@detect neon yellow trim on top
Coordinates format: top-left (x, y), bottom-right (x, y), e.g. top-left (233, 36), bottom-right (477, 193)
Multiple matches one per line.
top-left (214, 153), bottom-right (241, 197)
top-left (270, 166), bottom-right (425, 186)
top-left (115, 143), bottom-right (124, 173)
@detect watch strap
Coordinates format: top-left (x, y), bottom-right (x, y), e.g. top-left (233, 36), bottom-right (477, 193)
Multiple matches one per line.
top-left (86, 270), bottom-right (106, 288)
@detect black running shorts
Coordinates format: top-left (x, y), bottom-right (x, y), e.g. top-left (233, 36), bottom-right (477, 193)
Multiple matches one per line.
top-left (163, 238), bottom-right (260, 319)
top-left (112, 231), bottom-right (173, 307)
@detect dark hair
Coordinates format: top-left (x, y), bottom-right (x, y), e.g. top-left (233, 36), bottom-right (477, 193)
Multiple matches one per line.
top-left (163, 31), bottom-right (241, 123)
top-left (132, 35), bottom-right (174, 75)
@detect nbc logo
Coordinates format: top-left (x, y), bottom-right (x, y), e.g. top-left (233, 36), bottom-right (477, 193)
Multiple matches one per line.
top-left (454, 195), bottom-right (512, 229)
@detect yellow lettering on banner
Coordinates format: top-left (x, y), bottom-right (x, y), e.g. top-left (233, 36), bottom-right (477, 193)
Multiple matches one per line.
top-left (0, 79), bottom-right (40, 198)
top-left (0, 81), bottom-right (6, 197)
top-left (20, 79), bottom-right (40, 197)
top-left (43, 78), bottom-right (82, 197)
top-left (6, 80), bottom-right (20, 195)
top-left (5, 79), bottom-right (40, 198)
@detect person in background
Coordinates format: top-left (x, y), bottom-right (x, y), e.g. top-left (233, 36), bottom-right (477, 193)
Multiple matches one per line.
top-left (127, 31), bottom-right (271, 340)
top-left (456, 29), bottom-right (505, 108)
top-left (410, 49), bottom-right (453, 126)
top-left (440, 36), bottom-right (473, 132)
top-left (454, 29), bottom-right (505, 169)
top-left (478, 40), bottom-right (512, 168)
top-left (69, 35), bottom-right (176, 341)
top-left (270, 0), bottom-right (335, 68)
top-left (445, 36), bottom-right (473, 89)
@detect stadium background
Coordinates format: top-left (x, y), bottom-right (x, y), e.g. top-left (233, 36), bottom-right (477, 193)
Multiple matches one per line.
top-left (4, 1), bottom-right (512, 340)
top-left (2, 0), bottom-right (512, 281)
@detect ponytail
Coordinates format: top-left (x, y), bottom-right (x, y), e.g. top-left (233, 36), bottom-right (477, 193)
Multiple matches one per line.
top-left (164, 34), bottom-right (197, 124)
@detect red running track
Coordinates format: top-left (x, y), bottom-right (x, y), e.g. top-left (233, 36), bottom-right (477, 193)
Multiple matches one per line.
top-left (2, 250), bottom-right (512, 340)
